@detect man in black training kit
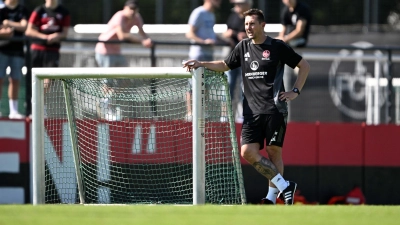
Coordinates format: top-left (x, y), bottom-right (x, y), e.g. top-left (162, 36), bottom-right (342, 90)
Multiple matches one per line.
top-left (183, 8), bottom-right (310, 205)
top-left (276, 0), bottom-right (311, 47)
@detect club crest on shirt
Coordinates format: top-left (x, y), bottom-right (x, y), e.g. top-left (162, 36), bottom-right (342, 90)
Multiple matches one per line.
top-left (262, 50), bottom-right (270, 60)
top-left (250, 61), bottom-right (259, 71)
top-left (41, 17), bottom-right (60, 32)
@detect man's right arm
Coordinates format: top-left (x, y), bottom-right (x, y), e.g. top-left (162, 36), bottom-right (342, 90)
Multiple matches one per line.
top-left (0, 27), bottom-right (13, 38)
top-left (25, 11), bottom-right (47, 39)
top-left (115, 24), bottom-right (152, 47)
top-left (292, 58), bottom-right (310, 92)
top-left (116, 25), bottom-right (138, 42)
top-left (186, 24), bottom-right (215, 45)
top-left (2, 19), bottom-right (28, 32)
top-left (25, 23), bottom-right (47, 39)
top-left (186, 24), bottom-right (203, 43)
top-left (283, 19), bottom-right (307, 42)
top-left (200, 61), bottom-right (230, 72)
top-left (183, 60), bottom-right (229, 72)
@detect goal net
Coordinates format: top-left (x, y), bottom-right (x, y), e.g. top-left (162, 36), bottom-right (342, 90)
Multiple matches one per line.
top-left (32, 67), bottom-right (246, 205)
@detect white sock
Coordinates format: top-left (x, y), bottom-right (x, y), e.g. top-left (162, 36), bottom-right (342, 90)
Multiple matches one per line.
top-left (9, 100), bottom-right (18, 114)
top-left (266, 187), bottom-right (279, 204)
top-left (271, 174), bottom-right (288, 192)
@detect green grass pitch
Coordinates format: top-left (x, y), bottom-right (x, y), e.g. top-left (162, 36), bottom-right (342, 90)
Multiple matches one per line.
top-left (0, 205), bottom-right (399, 225)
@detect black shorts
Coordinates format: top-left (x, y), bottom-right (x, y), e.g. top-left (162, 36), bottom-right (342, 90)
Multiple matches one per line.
top-left (31, 50), bottom-right (60, 68)
top-left (241, 113), bottom-right (288, 149)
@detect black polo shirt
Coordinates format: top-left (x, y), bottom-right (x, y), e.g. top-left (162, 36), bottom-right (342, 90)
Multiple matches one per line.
top-left (224, 36), bottom-right (302, 115)
top-left (0, 4), bottom-right (29, 56)
top-left (280, 1), bottom-right (312, 42)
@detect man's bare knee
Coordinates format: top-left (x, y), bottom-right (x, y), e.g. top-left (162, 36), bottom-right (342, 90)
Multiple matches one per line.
top-left (241, 143), bottom-right (260, 163)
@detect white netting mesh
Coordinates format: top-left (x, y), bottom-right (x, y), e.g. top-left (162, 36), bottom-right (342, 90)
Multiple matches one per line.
top-left (38, 68), bottom-right (245, 204)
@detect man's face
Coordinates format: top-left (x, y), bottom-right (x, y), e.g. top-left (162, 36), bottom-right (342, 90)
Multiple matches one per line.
top-left (124, 4), bottom-right (138, 18)
top-left (234, 2), bottom-right (251, 13)
top-left (5, 0), bottom-right (18, 5)
top-left (45, 0), bottom-right (58, 6)
top-left (282, 0), bottom-right (295, 7)
top-left (211, 0), bottom-right (222, 9)
top-left (245, 15), bottom-right (264, 40)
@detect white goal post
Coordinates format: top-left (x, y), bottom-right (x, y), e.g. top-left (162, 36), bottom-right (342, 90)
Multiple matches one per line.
top-left (32, 67), bottom-right (246, 205)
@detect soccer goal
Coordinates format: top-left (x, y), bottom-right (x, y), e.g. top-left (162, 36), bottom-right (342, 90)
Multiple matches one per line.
top-left (32, 67), bottom-right (246, 205)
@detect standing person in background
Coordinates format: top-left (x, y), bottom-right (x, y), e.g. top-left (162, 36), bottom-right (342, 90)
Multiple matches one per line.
top-left (0, 0), bottom-right (29, 119)
top-left (95, 0), bottom-right (152, 121)
top-left (276, 0), bottom-right (311, 48)
top-left (183, 9), bottom-right (310, 205)
top-left (276, 0), bottom-right (311, 122)
top-left (222, 0), bottom-right (252, 123)
top-left (95, 0), bottom-right (152, 68)
top-left (185, 0), bottom-right (222, 121)
top-left (25, 0), bottom-right (70, 117)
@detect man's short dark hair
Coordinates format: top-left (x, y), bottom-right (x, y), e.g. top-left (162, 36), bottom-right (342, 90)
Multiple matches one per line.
top-left (243, 9), bottom-right (265, 23)
top-left (125, 0), bottom-right (139, 8)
